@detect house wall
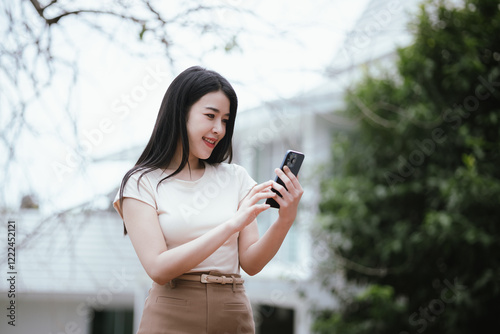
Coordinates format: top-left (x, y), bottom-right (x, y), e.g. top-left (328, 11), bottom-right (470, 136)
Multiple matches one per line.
top-left (0, 209), bottom-right (142, 333)
top-left (0, 292), bottom-right (133, 334)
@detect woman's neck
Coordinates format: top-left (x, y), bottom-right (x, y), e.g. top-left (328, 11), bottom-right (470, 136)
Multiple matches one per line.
top-left (167, 145), bottom-right (204, 178)
top-left (166, 159), bottom-right (204, 181)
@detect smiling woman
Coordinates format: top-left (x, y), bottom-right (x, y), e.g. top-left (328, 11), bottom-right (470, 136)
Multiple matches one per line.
top-left (113, 66), bottom-right (303, 333)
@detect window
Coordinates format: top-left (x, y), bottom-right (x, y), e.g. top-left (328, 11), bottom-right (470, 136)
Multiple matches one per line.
top-left (91, 309), bottom-right (133, 334)
top-left (255, 304), bottom-right (295, 334)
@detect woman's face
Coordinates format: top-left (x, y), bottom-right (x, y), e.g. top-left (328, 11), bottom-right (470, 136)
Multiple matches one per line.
top-left (186, 90), bottom-right (231, 161)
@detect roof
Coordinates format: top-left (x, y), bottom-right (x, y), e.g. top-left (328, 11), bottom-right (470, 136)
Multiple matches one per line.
top-left (306, 0), bottom-right (423, 99)
top-left (328, 0), bottom-right (421, 71)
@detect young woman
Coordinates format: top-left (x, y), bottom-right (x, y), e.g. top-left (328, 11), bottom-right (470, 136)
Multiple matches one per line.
top-left (113, 66), bottom-right (303, 333)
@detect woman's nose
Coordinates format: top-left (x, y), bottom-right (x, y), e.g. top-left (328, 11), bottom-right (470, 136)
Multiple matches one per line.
top-left (213, 120), bottom-right (224, 134)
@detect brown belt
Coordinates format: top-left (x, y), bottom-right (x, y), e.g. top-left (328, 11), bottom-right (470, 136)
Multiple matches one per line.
top-left (176, 273), bottom-right (244, 285)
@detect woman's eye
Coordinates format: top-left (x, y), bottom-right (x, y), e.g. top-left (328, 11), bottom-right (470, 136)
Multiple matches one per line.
top-left (223, 119), bottom-right (229, 124)
top-left (206, 114), bottom-right (215, 119)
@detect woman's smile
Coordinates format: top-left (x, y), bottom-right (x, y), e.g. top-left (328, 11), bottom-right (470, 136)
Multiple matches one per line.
top-left (202, 136), bottom-right (217, 149)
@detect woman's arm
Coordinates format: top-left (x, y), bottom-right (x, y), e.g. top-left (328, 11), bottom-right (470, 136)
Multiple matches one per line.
top-left (122, 180), bottom-right (275, 285)
top-left (239, 166), bottom-right (304, 275)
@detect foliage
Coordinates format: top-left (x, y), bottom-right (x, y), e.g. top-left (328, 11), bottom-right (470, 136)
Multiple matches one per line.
top-left (314, 0), bottom-right (500, 333)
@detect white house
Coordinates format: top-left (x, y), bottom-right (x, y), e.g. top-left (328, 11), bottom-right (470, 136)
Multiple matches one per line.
top-left (231, 0), bottom-right (421, 329)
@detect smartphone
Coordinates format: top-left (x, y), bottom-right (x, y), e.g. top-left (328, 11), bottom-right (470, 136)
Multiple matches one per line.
top-left (266, 150), bottom-right (305, 209)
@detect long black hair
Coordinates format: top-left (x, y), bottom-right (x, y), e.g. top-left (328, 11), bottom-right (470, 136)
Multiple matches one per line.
top-left (118, 66), bottom-right (238, 233)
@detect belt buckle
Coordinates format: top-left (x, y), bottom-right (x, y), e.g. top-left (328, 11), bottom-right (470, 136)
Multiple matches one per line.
top-left (200, 273), bottom-right (239, 285)
top-left (200, 274), bottom-right (212, 283)
top-left (201, 274), bottom-right (224, 284)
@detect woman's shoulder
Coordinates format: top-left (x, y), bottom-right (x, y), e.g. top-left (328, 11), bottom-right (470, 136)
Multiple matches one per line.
top-left (212, 162), bottom-right (247, 175)
top-left (127, 167), bottom-right (167, 184)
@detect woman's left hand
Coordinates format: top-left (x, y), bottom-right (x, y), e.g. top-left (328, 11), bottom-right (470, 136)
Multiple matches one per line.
top-left (272, 166), bottom-right (304, 224)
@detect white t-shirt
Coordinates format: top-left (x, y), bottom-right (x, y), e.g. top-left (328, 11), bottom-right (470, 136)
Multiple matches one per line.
top-left (113, 162), bottom-right (257, 274)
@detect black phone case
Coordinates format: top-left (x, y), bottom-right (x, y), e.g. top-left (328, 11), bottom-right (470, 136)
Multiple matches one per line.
top-left (266, 150), bottom-right (305, 209)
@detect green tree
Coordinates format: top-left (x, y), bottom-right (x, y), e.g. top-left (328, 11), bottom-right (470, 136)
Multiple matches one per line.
top-left (313, 0), bottom-right (500, 333)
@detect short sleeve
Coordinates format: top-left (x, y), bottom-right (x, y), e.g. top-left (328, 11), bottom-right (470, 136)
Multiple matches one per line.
top-left (113, 172), bottom-right (157, 219)
top-left (234, 164), bottom-right (257, 203)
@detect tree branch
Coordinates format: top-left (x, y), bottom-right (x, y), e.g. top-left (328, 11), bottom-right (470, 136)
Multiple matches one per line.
top-left (29, 0), bottom-right (45, 17)
top-left (28, 0), bottom-right (146, 26)
top-left (332, 248), bottom-right (388, 277)
top-left (351, 95), bottom-right (398, 128)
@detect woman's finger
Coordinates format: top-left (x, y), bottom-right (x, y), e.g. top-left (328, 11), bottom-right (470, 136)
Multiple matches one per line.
top-left (252, 190), bottom-right (276, 202)
top-left (275, 168), bottom-right (294, 193)
top-left (241, 181), bottom-right (273, 205)
top-left (271, 190), bottom-right (287, 207)
top-left (272, 181), bottom-right (293, 203)
top-left (271, 180), bottom-right (287, 195)
top-left (283, 166), bottom-right (302, 192)
top-left (254, 203), bottom-right (271, 214)
top-left (250, 180), bottom-right (274, 195)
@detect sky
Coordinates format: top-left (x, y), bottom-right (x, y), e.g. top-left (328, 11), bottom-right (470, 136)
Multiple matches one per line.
top-left (2, 0), bottom-right (370, 214)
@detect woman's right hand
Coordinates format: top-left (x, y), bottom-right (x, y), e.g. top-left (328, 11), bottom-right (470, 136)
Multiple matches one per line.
top-left (229, 180), bottom-right (276, 232)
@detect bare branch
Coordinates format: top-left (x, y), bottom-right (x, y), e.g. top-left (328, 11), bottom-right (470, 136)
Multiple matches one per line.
top-left (28, 0), bottom-right (45, 17)
top-left (376, 101), bottom-right (443, 129)
top-left (351, 95), bottom-right (398, 128)
top-left (142, 0), bottom-right (167, 25)
top-left (0, 0), bottom-right (275, 246)
top-left (332, 249), bottom-right (388, 277)
top-left (45, 0), bottom-right (58, 9)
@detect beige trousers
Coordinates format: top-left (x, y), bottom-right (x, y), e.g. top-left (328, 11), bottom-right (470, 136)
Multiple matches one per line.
top-left (137, 272), bottom-right (255, 334)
